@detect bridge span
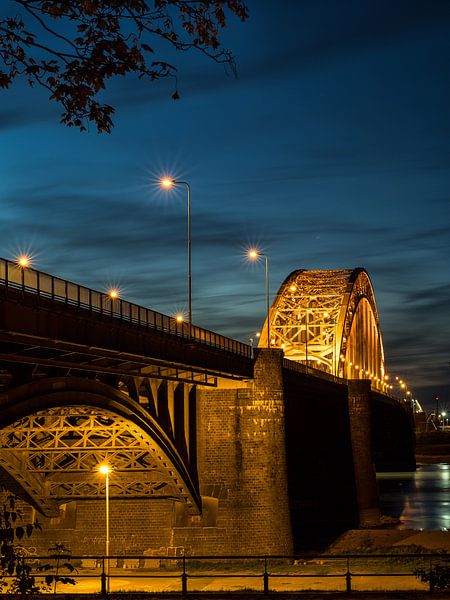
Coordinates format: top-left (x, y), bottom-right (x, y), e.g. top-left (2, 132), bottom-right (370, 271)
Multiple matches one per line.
top-left (0, 258), bottom-right (415, 554)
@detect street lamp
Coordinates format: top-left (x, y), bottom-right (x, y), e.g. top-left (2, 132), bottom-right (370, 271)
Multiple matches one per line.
top-left (247, 248), bottom-right (270, 349)
top-left (160, 178), bottom-right (192, 324)
top-left (98, 464), bottom-right (111, 592)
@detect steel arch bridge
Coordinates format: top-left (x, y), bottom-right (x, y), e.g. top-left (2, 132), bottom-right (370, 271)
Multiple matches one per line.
top-left (258, 268), bottom-right (387, 391)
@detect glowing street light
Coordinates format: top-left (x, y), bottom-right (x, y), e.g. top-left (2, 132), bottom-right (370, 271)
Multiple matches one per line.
top-left (98, 464), bottom-right (111, 592)
top-left (160, 177), bottom-right (192, 324)
top-left (16, 254), bottom-right (31, 268)
top-left (108, 289), bottom-right (120, 300)
top-left (247, 248), bottom-right (270, 349)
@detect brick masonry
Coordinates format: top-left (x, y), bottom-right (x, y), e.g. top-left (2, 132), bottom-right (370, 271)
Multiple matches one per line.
top-left (173, 349), bottom-right (293, 555)
top-left (347, 380), bottom-right (381, 526)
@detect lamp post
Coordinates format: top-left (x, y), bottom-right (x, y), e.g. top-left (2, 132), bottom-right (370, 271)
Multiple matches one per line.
top-left (305, 307), bottom-right (309, 368)
top-left (247, 249), bottom-right (270, 349)
top-left (99, 464), bottom-right (111, 592)
top-left (161, 178), bottom-right (192, 324)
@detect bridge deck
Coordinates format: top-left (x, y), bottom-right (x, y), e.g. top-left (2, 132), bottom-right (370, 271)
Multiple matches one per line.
top-left (0, 258), bottom-right (253, 384)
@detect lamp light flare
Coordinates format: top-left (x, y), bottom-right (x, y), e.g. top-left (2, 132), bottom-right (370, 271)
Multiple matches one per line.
top-left (160, 177), bottom-right (174, 188)
top-left (16, 254), bottom-right (31, 268)
top-left (175, 313), bottom-right (184, 323)
top-left (108, 289), bottom-right (120, 300)
top-left (99, 464), bottom-right (111, 475)
top-left (247, 248), bottom-right (260, 260)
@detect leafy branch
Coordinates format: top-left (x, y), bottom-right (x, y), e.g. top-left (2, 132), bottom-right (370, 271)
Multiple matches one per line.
top-left (0, 1), bottom-right (249, 132)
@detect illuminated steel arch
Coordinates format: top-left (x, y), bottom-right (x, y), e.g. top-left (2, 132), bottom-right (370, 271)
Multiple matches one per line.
top-left (258, 268), bottom-right (386, 389)
top-left (0, 377), bottom-right (200, 517)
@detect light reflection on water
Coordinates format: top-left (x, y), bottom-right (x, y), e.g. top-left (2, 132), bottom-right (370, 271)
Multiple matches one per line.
top-left (377, 463), bottom-right (450, 530)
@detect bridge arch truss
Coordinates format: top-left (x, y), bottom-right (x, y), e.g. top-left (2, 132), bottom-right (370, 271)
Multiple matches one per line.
top-left (259, 268), bottom-right (387, 390)
top-left (0, 377), bottom-right (200, 518)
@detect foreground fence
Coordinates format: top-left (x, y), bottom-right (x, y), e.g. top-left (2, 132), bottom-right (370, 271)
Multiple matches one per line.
top-left (1, 552), bottom-right (449, 594)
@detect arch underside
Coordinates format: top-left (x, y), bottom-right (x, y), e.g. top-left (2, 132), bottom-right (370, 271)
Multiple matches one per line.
top-left (259, 268), bottom-right (386, 389)
top-left (0, 380), bottom-right (200, 518)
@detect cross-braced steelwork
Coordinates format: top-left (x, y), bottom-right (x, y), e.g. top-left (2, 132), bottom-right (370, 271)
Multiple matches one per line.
top-left (0, 377), bottom-right (200, 518)
top-left (259, 268), bottom-right (386, 390)
top-left (0, 406), bottom-right (191, 505)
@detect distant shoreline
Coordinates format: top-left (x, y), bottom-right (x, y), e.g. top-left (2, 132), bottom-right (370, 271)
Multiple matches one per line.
top-left (415, 431), bottom-right (450, 464)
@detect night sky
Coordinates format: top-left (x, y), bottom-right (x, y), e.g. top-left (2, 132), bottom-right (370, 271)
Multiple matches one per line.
top-left (1, 1), bottom-right (449, 410)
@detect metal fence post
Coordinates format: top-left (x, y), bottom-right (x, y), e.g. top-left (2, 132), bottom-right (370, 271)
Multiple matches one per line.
top-left (346, 557), bottom-right (352, 594)
top-left (101, 556), bottom-right (107, 596)
top-left (263, 556), bottom-right (269, 595)
top-left (181, 555), bottom-right (188, 596)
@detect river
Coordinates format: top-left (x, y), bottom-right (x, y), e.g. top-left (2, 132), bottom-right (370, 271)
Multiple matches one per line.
top-left (377, 463), bottom-right (450, 530)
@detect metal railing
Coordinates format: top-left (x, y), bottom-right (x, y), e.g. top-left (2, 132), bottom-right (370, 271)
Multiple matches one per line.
top-left (283, 357), bottom-right (347, 385)
top-left (0, 552), bottom-right (448, 595)
top-left (0, 258), bottom-right (251, 358)
top-left (282, 358), bottom-right (409, 405)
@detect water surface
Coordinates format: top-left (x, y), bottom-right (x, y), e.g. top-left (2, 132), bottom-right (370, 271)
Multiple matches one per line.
top-left (377, 463), bottom-right (450, 530)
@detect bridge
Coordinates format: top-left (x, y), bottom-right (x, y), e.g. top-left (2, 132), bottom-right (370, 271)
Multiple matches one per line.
top-left (0, 257), bottom-right (415, 555)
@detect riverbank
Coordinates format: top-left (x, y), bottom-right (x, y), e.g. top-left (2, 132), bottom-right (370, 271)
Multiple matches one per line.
top-left (329, 528), bottom-right (450, 553)
top-left (415, 431), bottom-right (450, 464)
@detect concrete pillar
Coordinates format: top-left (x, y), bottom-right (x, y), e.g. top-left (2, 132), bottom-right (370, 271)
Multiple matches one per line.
top-left (347, 379), bottom-right (380, 526)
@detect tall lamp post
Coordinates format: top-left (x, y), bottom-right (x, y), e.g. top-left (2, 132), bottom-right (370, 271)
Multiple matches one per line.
top-left (161, 178), bottom-right (192, 324)
top-left (247, 249), bottom-right (270, 349)
top-left (99, 464), bottom-right (111, 592)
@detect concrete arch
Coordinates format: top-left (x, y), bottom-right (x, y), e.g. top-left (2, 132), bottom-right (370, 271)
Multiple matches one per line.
top-left (259, 268), bottom-right (386, 388)
top-left (0, 377), bottom-right (200, 517)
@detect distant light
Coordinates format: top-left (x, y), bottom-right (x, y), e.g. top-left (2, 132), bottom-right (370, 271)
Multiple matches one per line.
top-left (323, 311), bottom-right (329, 319)
top-left (16, 254), bottom-right (31, 268)
top-left (255, 331), bottom-right (261, 338)
top-left (160, 177), bottom-right (174, 188)
top-left (98, 464), bottom-right (111, 475)
top-left (108, 289), bottom-right (120, 299)
top-left (175, 313), bottom-right (184, 323)
top-left (289, 284), bottom-right (297, 292)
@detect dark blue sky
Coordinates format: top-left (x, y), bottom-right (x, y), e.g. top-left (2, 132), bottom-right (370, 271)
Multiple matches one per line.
top-left (1, 1), bottom-right (449, 409)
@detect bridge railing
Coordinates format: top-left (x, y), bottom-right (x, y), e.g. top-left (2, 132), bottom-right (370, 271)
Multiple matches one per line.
top-left (0, 258), bottom-right (251, 358)
top-left (282, 358), bottom-right (347, 385)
